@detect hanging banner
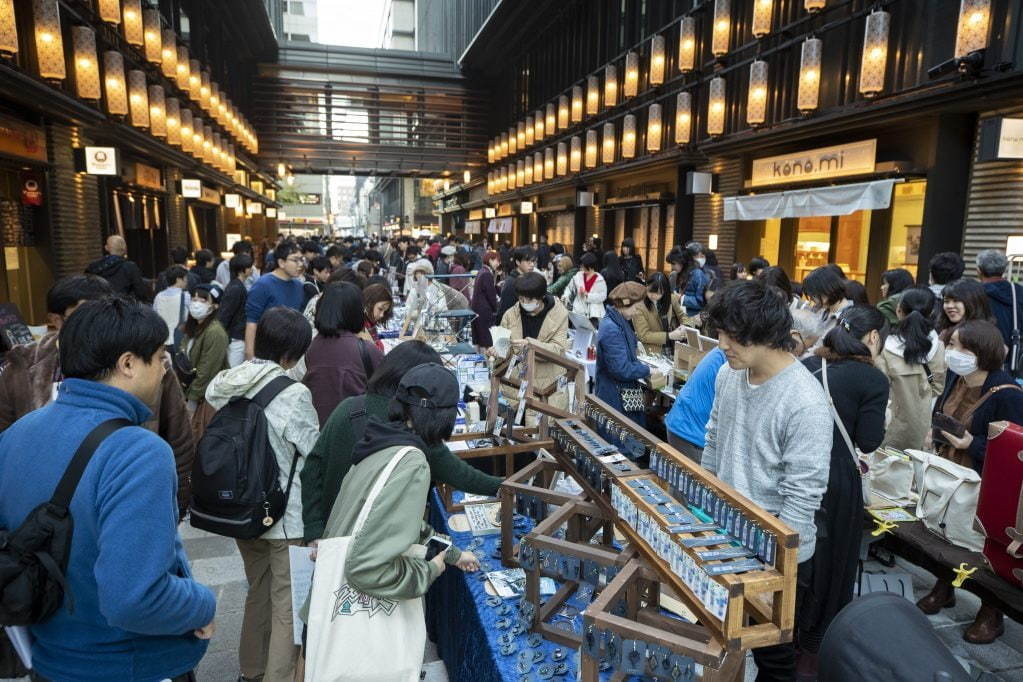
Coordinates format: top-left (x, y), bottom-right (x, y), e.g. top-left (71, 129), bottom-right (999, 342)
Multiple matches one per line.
top-left (750, 139), bottom-right (877, 188)
top-left (724, 179), bottom-right (899, 221)
top-left (487, 217), bottom-right (513, 234)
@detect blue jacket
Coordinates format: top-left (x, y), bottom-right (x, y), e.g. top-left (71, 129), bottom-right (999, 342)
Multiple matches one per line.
top-left (682, 267), bottom-right (710, 315)
top-left (595, 306), bottom-right (650, 413)
top-left (0, 379), bottom-right (215, 681)
top-left (665, 348), bottom-right (726, 448)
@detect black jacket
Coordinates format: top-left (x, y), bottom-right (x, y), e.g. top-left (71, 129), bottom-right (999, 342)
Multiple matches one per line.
top-left (621, 254), bottom-right (644, 283)
top-left (982, 280), bottom-right (1023, 365)
top-left (217, 279), bottom-right (247, 341)
top-left (935, 368), bottom-right (1023, 471)
top-left (85, 254), bottom-right (150, 301)
top-left (803, 356), bottom-right (889, 463)
top-left (496, 268), bottom-right (522, 324)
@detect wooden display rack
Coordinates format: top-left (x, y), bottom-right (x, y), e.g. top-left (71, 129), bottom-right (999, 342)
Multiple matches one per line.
top-left (581, 558), bottom-right (746, 682)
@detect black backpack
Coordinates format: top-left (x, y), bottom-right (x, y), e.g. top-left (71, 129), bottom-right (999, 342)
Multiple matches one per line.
top-left (0, 419), bottom-right (130, 625)
top-left (189, 375), bottom-right (298, 539)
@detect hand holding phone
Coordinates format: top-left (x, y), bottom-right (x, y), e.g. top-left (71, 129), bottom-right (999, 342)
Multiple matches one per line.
top-left (424, 535), bottom-right (452, 561)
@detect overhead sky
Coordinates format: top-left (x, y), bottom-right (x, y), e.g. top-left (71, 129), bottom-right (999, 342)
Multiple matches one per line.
top-left (317, 0), bottom-right (388, 48)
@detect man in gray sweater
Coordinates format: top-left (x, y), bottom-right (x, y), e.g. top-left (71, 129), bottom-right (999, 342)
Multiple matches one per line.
top-left (702, 280), bottom-right (832, 681)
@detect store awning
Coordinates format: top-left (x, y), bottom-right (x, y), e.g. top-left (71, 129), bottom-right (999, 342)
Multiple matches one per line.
top-left (723, 179), bottom-right (901, 221)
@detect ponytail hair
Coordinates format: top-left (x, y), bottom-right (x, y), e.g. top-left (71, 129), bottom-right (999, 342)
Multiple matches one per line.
top-left (895, 287), bottom-right (937, 364)
top-left (820, 305), bottom-right (887, 361)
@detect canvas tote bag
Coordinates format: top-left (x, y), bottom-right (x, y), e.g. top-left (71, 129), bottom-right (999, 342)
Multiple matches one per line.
top-left (914, 450), bottom-right (985, 552)
top-left (304, 446), bottom-right (425, 682)
top-left (864, 447), bottom-right (917, 507)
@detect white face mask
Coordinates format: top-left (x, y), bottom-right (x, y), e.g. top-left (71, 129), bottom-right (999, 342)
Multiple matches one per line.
top-left (945, 348), bottom-right (978, 376)
top-left (695, 257), bottom-right (706, 267)
top-left (520, 300), bottom-right (541, 313)
top-left (188, 300), bottom-right (212, 321)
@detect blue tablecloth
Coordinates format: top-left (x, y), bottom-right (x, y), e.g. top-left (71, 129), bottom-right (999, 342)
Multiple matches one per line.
top-left (425, 488), bottom-right (593, 682)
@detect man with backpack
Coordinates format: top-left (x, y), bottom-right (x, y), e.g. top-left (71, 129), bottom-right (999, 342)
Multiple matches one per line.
top-left (199, 306), bottom-right (318, 682)
top-left (0, 297), bottom-right (215, 681)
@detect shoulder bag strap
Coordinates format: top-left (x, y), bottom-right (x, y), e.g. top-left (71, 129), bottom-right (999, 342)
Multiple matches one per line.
top-left (252, 374), bottom-right (295, 409)
top-left (1011, 282), bottom-right (1021, 373)
top-left (50, 418), bottom-right (132, 508)
top-left (961, 383), bottom-right (1023, 423)
top-left (357, 339), bottom-right (374, 381)
top-left (351, 446), bottom-right (416, 536)
top-left (821, 359), bottom-right (861, 469)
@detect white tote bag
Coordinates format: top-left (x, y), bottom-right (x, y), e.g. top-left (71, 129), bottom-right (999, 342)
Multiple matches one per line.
top-left (914, 450), bottom-right (985, 552)
top-left (304, 447), bottom-right (425, 682)
top-left (864, 448), bottom-right (917, 507)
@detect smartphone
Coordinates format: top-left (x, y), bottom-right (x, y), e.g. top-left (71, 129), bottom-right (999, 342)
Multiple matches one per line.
top-left (424, 535), bottom-right (452, 561)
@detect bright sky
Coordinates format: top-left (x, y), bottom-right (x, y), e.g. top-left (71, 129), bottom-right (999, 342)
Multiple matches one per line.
top-left (317, 0), bottom-right (388, 48)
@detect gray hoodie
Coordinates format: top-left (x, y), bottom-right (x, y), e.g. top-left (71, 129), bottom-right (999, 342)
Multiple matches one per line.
top-left (205, 360), bottom-right (320, 540)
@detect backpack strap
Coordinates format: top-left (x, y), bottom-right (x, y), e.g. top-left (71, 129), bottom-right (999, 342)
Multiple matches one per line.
top-left (251, 375), bottom-right (295, 409)
top-left (50, 418), bottom-right (132, 509)
top-left (349, 396), bottom-right (370, 444)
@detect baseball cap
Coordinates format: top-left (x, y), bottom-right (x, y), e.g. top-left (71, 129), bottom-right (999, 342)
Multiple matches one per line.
top-left (395, 363), bottom-right (459, 409)
top-left (194, 282), bottom-right (223, 303)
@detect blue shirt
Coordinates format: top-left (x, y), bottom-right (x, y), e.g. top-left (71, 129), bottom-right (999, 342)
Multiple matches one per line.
top-left (0, 379), bottom-right (215, 681)
top-left (245, 272), bottom-right (306, 323)
top-left (665, 347), bottom-right (726, 448)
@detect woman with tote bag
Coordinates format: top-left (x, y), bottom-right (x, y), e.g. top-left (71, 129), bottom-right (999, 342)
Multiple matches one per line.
top-left (303, 364), bottom-right (479, 681)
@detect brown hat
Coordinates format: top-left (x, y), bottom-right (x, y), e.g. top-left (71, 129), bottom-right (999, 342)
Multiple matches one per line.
top-left (609, 281), bottom-right (647, 307)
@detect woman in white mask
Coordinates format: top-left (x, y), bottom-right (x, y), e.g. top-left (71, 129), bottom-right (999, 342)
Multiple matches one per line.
top-left (678, 241), bottom-right (712, 317)
top-left (920, 318), bottom-right (1023, 643)
top-left (178, 282), bottom-right (229, 416)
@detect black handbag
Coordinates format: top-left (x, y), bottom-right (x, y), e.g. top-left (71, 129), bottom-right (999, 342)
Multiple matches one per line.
top-left (170, 291), bottom-right (196, 388)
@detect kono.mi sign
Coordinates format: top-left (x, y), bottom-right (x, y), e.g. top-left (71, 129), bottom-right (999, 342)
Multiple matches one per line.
top-left (750, 139), bottom-right (877, 188)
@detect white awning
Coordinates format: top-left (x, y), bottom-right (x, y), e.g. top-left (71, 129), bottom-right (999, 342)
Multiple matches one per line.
top-left (723, 179), bottom-right (901, 221)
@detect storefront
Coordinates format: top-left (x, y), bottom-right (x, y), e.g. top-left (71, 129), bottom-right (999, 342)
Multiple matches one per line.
top-left (181, 178), bottom-right (225, 253)
top-left (99, 157), bottom-right (171, 278)
top-left (0, 113), bottom-right (53, 324)
top-left (718, 122), bottom-right (953, 296)
top-left (595, 167), bottom-right (678, 275)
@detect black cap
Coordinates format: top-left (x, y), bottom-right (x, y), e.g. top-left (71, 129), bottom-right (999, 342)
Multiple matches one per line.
top-left (194, 282), bottom-right (223, 302)
top-left (395, 362), bottom-right (459, 409)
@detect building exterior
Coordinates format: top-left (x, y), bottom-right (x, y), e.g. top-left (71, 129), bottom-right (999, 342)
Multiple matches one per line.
top-left (0, 0), bottom-right (281, 324)
top-left (444, 0), bottom-right (1023, 296)
top-left (281, 0), bottom-right (318, 43)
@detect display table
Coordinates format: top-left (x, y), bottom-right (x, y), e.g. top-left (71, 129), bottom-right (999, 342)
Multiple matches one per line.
top-left (878, 520), bottom-right (1023, 623)
top-left (426, 488), bottom-right (599, 682)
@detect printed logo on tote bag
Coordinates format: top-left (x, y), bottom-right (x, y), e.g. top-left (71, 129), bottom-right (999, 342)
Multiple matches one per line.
top-left (331, 584), bottom-right (398, 620)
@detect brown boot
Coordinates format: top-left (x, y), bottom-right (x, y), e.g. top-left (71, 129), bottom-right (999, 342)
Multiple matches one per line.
top-left (964, 605), bottom-right (1004, 644)
top-left (916, 580), bottom-right (956, 615)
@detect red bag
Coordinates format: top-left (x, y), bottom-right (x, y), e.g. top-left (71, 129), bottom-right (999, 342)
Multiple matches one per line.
top-left (977, 421), bottom-right (1023, 588)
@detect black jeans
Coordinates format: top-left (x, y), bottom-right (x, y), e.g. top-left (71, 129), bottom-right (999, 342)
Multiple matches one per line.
top-left (751, 559), bottom-right (813, 682)
top-left (33, 673), bottom-right (196, 682)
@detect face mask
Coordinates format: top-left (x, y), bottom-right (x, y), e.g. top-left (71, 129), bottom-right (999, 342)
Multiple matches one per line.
top-left (188, 300), bottom-right (212, 321)
top-left (695, 257), bottom-right (706, 267)
top-left (945, 348), bottom-right (978, 376)
top-left (520, 300), bottom-right (541, 313)
top-left (415, 277), bottom-right (428, 292)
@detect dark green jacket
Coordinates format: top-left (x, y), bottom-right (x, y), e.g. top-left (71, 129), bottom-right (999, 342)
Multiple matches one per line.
top-left (877, 293), bottom-right (901, 326)
top-left (301, 392), bottom-right (503, 540)
top-left (548, 267), bottom-right (579, 297)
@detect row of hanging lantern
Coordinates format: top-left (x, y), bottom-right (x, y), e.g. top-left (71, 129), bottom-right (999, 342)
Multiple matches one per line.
top-left (485, 0), bottom-right (992, 195)
top-left (0, 0), bottom-right (259, 173)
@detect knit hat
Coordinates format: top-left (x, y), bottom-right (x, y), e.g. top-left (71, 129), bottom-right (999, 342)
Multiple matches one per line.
top-left (395, 363), bottom-right (459, 409)
top-left (608, 281), bottom-right (646, 307)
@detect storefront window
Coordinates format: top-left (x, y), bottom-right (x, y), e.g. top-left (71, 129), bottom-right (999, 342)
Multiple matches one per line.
top-left (887, 180), bottom-right (926, 279)
top-left (833, 211), bottom-right (871, 282)
top-left (759, 219), bottom-right (781, 264)
top-left (794, 216), bottom-right (831, 282)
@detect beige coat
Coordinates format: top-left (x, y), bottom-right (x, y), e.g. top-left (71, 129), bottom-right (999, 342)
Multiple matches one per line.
top-left (875, 331), bottom-right (946, 451)
top-left (632, 294), bottom-right (685, 355)
top-left (499, 297), bottom-right (571, 413)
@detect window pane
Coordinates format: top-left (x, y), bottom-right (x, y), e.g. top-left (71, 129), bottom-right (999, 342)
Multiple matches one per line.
top-left (795, 216), bottom-right (831, 282)
top-left (759, 219), bottom-right (781, 264)
top-left (888, 180), bottom-right (926, 280)
top-left (834, 211), bottom-right (871, 282)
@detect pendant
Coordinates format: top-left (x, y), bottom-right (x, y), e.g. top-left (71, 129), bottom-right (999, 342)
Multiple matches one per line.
top-left (262, 515), bottom-right (274, 527)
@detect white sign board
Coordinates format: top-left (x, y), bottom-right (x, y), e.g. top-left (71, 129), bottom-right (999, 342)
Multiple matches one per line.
top-left (181, 179), bottom-right (202, 198)
top-left (85, 147), bottom-right (118, 175)
top-left (998, 118), bottom-right (1023, 159)
top-left (751, 139), bottom-right (877, 188)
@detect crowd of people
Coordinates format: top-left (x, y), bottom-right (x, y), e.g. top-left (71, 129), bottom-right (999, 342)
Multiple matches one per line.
top-left (1, 227), bottom-right (1022, 681)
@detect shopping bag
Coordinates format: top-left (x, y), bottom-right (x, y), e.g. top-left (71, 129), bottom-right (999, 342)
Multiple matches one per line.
top-left (915, 451), bottom-right (985, 552)
top-left (865, 447), bottom-right (916, 507)
top-left (304, 447), bottom-right (425, 682)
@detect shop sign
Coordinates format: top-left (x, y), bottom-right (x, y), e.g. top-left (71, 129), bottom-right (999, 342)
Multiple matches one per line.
top-left (487, 217), bottom-right (513, 234)
top-left (224, 193), bottom-right (241, 208)
top-left (0, 115), bottom-right (46, 164)
top-left (605, 182), bottom-right (671, 203)
top-left (84, 147), bottom-right (119, 175)
top-left (464, 219), bottom-right (481, 234)
top-left (298, 193), bottom-right (321, 205)
top-left (265, 207), bottom-right (278, 218)
top-left (181, 178), bottom-right (202, 198)
top-left (20, 172), bottom-right (42, 206)
top-left (134, 163), bottom-right (162, 191)
top-left (200, 187), bottom-right (220, 205)
top-left (751, 139), bottom-right (877, 187)
top-left (979, 117), bottom-right (1023, 161)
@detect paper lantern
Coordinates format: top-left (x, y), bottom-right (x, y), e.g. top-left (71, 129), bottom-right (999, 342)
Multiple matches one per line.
top-left (508, 125), bottom-right (517, 155)
top-left (143, 9), bottom-right (161, 63)
top-left (525, 115), bottom-right (534, 146)
top-left (122, 0), bottom-right (143, 47)
top-left (622, 114), bottom-right (637, 158)
top-left (517, 121), bottom-right (525, 150)
top-left (859, 10), bottom-right (890, 96)
top-left (72, 26), bottom-right (101, 100)
top-left (507, 162), bottom-right (516, 190)
top-left (647, 103), bottom-right (662, 152)
top-left (586, 75), bottom-right (600, 115)
top-left (533, 151), bottom-right (543, 183)
top-left (166, 97), bottom-right (181, 145)
top-left (103, 50), bottom-right (127, 115)
top-left (585, 129), bottom-right (598, 168)
top-left (128, 69), bottom-right (149, 128)
top-left (33, 0), bottom-right (66, 81)
top-left (624, 51), bottom-right (639, 97)
top-left (798, 38), bottom-right (822, 113)
top-left (96, 0), bottom-right (120, 24)
top-left (188, 58), bottom-right (200, 98)
top-left (675, 92), bottom-right (692, 144)
top-left (0, 0), bottom-right (18, 57)
top-left (179, 107), bottom-right (193, 153)
top-left (956, 0), bottom-right (991, 57)
top-left (558, 94), bottom-right (569, 130)
top-left (712, 0), bottom-right (731, 57)
top-left (678, 16), bottom-right (696, 73)
top-left (516, 159), bottom-right (524, 187)
top-left (571, 85), bottom-right (583, 123)
top-left (570, 136), bottom-right (582, 172)
top-left (753, 0), bottom-right (773, 38)
top-left (160, 29), bottom-right (177, 77)
top-left (524, 155), bottom-right (533, 184)
top-left (487, 139), bottom-right (495, 164)
top-left (650, 34), bottom-right (665, 85)
top-left (544, 147), bottom-right (554, 179)
top-left (747, 60), bottom-right (768, 126)
top-left (175, 44), bottom-right (189, 89)
top-left (499, 132), bottom-right (507, 159)
top-left (602, 122), bottom-right (615, 164)
top-left (604, 64), bottom-right (618, 108)
top-left (805, 0), bottom-right (826, 11)
top-left (546, 102), bottom-right (556, 133)
top-left (148, 84), bottom-right (165, 137)
top-left (708, 76), bottom-right (726, 136)
top-left (555, 142), bottom-right (567, 175)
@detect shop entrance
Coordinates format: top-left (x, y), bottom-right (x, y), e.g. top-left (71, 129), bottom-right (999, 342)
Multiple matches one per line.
top-left (0, 164), bottom-right (53, 324)
top-left (110, 191), bottom-right (168, 279)
top-left (187, 203), bottom-right (221, 254)
top-left (736, 180), bottom-right (926, 297)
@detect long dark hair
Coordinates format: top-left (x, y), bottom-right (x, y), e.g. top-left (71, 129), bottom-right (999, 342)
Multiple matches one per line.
top-left (182, 289), bottom-right (218, 339)
top-left (937, 279), bottom-right (993, 337)
top-left (678, 243), bottom-right (704, 294)
top-left (894, 287), bottom-right (937, 365)
top-left (882, 268), bottom-right (915, 296)
top-left (602, 250), bottom-right (622, 273)
top-left (645, 272), bottom-right (671, 317)
top-left (819, 304), bottom-right (886, 362)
